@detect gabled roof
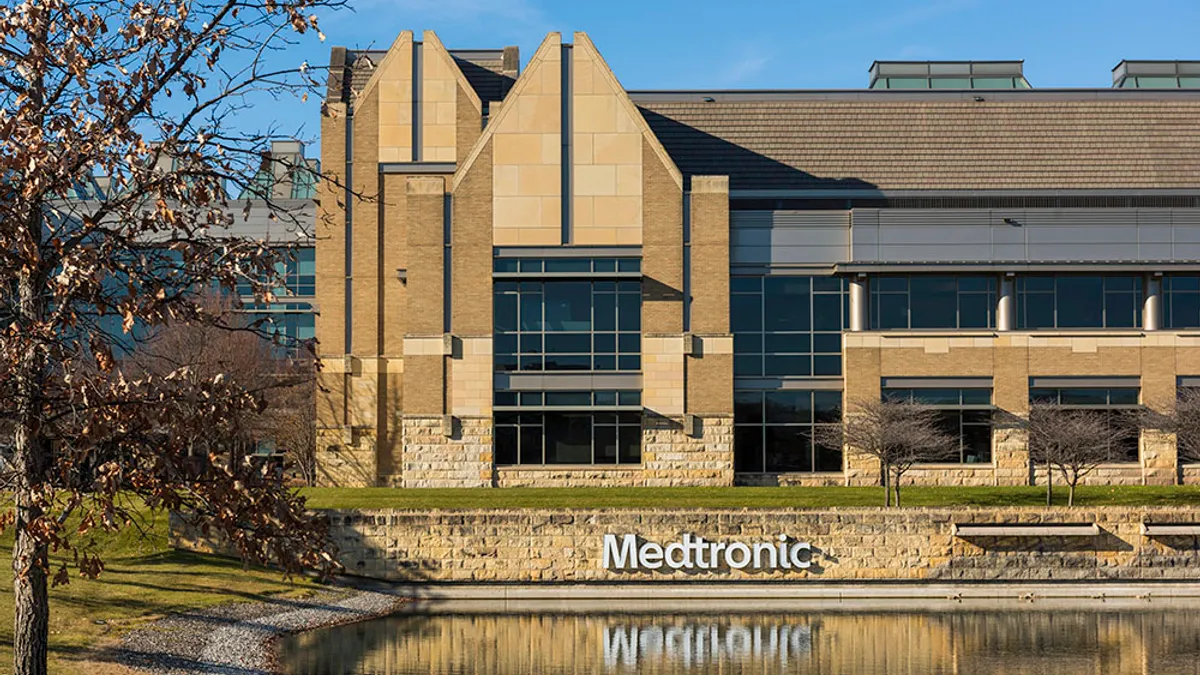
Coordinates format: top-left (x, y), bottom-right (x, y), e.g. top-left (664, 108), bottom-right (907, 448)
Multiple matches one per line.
top-left (634, 93), bottom-right (1200, 191)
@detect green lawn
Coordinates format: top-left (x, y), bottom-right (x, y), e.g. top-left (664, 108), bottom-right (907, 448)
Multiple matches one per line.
top-left (0, 508), bottom-right (318, 674)
top-left (300, 485), bottom-right (1200, 510)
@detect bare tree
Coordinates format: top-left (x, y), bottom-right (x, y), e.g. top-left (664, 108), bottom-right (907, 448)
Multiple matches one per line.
top-left (1026, 403), bottom-right (1136, 507)
top-left (0, 2), bottom-right (345, 672)
top-left (1148, 387), bottom-right (1200, 465)
top-left (816, 398), bottom-right (957, 507)
top-left (133, 293), bottom-right (316, 477)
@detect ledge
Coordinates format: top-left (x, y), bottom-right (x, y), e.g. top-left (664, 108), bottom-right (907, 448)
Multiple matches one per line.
top-left (1142, 523), bottom-right (1200, 536)
top-left (952, 523), bottom-right (1100, 537)
top-left (495, 464), bottom-right (644, 472)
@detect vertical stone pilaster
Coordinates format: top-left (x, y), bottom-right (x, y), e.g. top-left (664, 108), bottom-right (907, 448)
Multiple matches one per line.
top-left (843, 344), bottom-right (883, 486)
top-left (1142, 345), bottom-right (1178, 485)
top-left (993, 338), bottom-right (1031, 485)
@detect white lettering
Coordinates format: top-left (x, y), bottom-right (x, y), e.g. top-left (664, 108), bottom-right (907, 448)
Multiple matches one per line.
top-left (602, 533), bottom-right (816, 572)
top-left (725, 542), bottom-right (752, 569)
top-left (639, 542), bottom-right (664, 569)
top-left (602, 533), bottom-right (638, 569)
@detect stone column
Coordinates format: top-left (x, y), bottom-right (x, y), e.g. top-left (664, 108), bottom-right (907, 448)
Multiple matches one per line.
top-left (997, 275), bottom-right (1015, 331)
top-left (848, 276), bottom-right (867, 332)
top-left (1144, 275), bottom-right (1162, 331)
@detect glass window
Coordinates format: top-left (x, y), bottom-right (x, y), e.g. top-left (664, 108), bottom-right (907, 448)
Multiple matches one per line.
top-left (732, 276), bottom-right (846, 377)
top-left (734, 390), bottom-right (843, 473)
top-left (870, 275), bottom-right (995, 330)
top-left (1016, 275), bottom-right (1142, 329)
top-left (1165, 276), bottom-right (1200, 328)
top-left (494, 411), bottom-right (641, 465)
top-left (494, 279), bottom-right (640, 372)
top-left (883, 388), bottom-right (994, 464)
top-left (1027, 387), bottom-right (1141, 462)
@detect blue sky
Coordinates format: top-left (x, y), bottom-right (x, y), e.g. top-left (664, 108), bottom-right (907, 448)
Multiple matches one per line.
top-left (276, 0), bottom-right (1200, 153)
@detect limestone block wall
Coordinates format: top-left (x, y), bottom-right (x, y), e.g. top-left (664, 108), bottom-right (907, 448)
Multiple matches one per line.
top-left (241, 507), bottom-right (1200, 583)
top-left (643, 414), bottom-right (734, 487)
top-left (400, 416), bottom-right (492, 488)
top-left (495, 467), bottom-right (644, 488)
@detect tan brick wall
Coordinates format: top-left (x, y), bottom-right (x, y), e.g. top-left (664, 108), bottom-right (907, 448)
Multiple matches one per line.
top-left (842, 333), bottom-right (1200, 487)
top-left (641, 138), bottom-right (683, 336)
top-left (451, 142), bottom-right (494, 336)
top-left (315, 104), bottom-right (347, 359)
top-left (405, 177), bottom-right (445, 335)
top-left (380, 175), bottom-right (408, 357)
top-left (401, 415), bottom-right (492, 488)
top-left (350, 90), bottom-right (382, 357)
top-left (178, 507), bottom-right (1200, 582)
top-left (843, 343), bottom-right (882, 487)
top-left (689, 176), bottom-right (729, 335)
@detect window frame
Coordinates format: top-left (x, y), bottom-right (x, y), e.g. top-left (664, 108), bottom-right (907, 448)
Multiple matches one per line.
top-left (1027, 387), bottom-right (1143, 463)
top-left (731, 275), bottom-right (847, 378)
top-left (733, 389), bottom-right (844, 474)
top-left (882, 388), bottom-right (994, 464)
top-left (869, 275), bottom-right (996, 331)
top-left (1015, 274), bottom-right (1143, 330)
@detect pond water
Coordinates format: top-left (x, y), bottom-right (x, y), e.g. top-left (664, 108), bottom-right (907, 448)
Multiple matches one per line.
top-left (278, 605), bottom-right (1200, 674)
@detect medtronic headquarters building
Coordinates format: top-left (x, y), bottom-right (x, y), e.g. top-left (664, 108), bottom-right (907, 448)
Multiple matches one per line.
top-left (313, 31), bottom-right (1200, 488)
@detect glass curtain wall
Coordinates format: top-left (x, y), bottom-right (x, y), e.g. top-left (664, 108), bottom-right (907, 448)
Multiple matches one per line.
top-left (731, 276), bottom-right (846, 377)
top-left (733, 390), bottom-right (843, 473)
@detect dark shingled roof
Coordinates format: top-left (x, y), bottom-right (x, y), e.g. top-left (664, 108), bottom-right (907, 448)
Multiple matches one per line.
top-left (325, 47), bottom-right (517, 105)
top-left (635, 96), bottom-right (1200, 191)
top-left (450, 50), bottom-right (517, 104)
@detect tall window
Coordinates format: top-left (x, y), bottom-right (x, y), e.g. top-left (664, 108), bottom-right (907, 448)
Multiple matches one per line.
top-left (1164, 276), bottom-right (1200, 328)
top-left (1016, 275), bottom-right (1142, 329)
top-left (734, 390), bottom-right (843, 473)
top-left (883, 388), bottom-right (993, 463)
top-left (731, 276), bottom-right (846, 377)
top-left (870, 275), bottom-right (995, 330)
top-left (1028, 387), bottom-right (1141, 462)
top-left (494, 280), bottom-right (641, 372)
top-left (494, 391), bottom-right (642, 465)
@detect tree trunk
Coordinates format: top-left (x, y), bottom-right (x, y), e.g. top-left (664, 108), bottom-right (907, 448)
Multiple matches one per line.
top-left (1068, 480), bottom-right (1077, 507)
top-left (1045, 459), bottom-right (1053, 506)
top-left (893, 470), bottom-right (902, 508)
top-left (881, 461), bottom-right (891, 507)
top-left (12, 506), bottom-right (48, 675)
top-left (13, 270), bottom-right (49, 675)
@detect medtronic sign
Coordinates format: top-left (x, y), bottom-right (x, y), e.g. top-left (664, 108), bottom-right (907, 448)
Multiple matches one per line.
top-left (602, 533), bottom-right (813, 572)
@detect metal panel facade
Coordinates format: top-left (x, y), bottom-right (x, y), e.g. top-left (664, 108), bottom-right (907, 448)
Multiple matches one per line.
top-left (730, 210), bottom-right (850, 265)
top-left (849, 208), bottom-right (1200, 263)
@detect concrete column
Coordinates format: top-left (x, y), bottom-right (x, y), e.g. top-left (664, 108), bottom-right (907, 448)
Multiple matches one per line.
top-left (848, 277), bottom-right (868, 332)
top-left (997, 275), bottom-right (1015, 331)
top-left (1144, 275), bottom-right (1162, 331)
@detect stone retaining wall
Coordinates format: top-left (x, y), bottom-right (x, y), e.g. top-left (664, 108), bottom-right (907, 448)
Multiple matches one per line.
top-left (174, 507), bottom-right (1200, 583)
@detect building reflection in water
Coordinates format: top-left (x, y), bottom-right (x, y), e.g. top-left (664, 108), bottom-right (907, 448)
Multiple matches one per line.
top-left (278, 610), bottom-right (1200, 674)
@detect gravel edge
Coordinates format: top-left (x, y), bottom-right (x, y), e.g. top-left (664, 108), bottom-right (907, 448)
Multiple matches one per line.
top-left (117, 587), bottom-right (406, 675)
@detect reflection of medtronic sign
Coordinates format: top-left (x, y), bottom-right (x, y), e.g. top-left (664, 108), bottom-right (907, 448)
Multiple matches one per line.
top-left (602, 534), bottom-right (812, 571)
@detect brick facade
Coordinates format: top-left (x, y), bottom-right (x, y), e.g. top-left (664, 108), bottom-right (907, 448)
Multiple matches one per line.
top-left (314, 29), bottom-right (1200, 489)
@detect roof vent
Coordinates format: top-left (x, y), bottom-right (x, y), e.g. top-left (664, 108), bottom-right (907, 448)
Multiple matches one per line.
top-left (869, 61), bottom-right (1030, 90)
top-left (1112, 60), bottom-right (1200, 88)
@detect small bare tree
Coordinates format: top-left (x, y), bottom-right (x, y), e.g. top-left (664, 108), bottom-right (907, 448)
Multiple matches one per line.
top-left (1026, 403), bottom-right (1136, 506)
top-left (1148, 387), bottom-right (1200, 465)
top-left (816, 398), bottom-right (957, 507)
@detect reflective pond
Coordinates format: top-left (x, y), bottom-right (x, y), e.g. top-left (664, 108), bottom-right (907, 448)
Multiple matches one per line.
top-left (278, 604), bottom-right (1200, 674)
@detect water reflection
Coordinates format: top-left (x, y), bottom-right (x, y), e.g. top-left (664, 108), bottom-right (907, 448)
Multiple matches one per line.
top-left (279, 609), bottom-right (1200, 674)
